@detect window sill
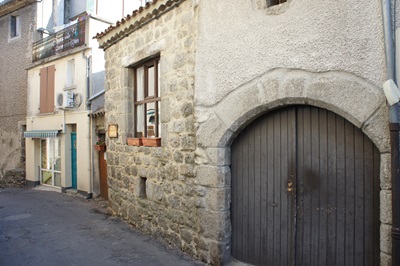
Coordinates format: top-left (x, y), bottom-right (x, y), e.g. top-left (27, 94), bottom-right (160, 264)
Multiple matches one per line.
top-left (127, 137), bottom-right (161, 147)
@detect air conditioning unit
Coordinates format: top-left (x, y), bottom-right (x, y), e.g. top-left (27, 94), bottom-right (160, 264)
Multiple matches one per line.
top-left (56, 91), bottom-right (75, 109)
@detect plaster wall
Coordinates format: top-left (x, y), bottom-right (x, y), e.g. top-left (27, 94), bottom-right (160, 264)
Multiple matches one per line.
top-left (27, 52), bottom-right (87, 116)
top-left (194, 0), bottom-right (386, 106)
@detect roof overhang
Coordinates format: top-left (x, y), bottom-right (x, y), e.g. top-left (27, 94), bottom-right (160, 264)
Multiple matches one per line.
top-left (0, 0), bottom-right (37, 17)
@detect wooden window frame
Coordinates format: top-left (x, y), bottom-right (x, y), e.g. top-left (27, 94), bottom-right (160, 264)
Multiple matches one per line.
top-left (133, 57), bottom-right (160, 140)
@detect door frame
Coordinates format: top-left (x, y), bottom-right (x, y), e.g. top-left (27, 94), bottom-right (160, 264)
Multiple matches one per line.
top-left (40, 138), bottom-right (62, 187)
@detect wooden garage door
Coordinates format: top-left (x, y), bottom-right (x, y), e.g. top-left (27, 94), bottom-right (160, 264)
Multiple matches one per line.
top-left (231, 106), bottom-right (380, 266)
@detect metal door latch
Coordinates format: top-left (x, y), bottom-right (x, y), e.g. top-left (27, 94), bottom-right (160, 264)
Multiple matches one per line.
top-left (287, 180), bottom-right (293, 192)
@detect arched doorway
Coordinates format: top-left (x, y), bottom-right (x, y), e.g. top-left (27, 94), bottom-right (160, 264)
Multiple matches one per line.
top-left (231, 105), bottom-right (380, 265)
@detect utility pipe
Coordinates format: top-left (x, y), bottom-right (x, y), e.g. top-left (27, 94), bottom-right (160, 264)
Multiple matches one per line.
top-left (381, 0), bottom-right (400, 264)
top-left (84, 52), bottom-right (93, 199)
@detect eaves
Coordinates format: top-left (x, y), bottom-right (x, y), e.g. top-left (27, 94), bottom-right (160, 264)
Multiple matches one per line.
top-left (94, 0), bottom-right (187, 51)
top-left (0, 0), bottom-right (37, 17)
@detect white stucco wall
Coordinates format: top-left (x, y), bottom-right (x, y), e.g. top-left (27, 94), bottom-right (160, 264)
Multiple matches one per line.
top-left (27, 52), bottom-right (87, 116)
top-left (194, 0), bottom-right (386, 106)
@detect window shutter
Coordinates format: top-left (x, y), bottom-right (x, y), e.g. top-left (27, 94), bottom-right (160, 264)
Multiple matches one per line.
top-left (40, 67), bottom-right (48, 113)
top-left (40, 65), bottom-right (55, 113)
top-left (47, 65), bottom-right (55, 113)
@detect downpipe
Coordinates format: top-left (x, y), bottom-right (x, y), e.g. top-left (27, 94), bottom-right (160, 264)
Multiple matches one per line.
top-left (381, 0), bottom-right (400, 264)
top-left (84, 51), bottom-right (93, 199)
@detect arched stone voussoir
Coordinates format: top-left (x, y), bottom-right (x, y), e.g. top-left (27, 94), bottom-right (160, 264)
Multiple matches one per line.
top-left (361, 103), bottom-right (390, 153)
top-left (198, 69), bottom-right (387, 150)
top-left (196, 113), bottom-right (233, 148)
top-left (305, 72), bottom-right (385, 128)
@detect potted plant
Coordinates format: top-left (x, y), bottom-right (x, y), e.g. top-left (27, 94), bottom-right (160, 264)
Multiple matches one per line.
top-left (142, 137), bottom-right (161, 147)
top-left (94, 137), bottom-right (106, 151)
top-left (127, 137), bottom-right (143, 146)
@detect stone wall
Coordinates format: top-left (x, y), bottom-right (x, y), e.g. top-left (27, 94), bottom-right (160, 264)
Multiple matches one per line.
top-left (0, 3), bottom-right (35, 180)
top-left (102, 0), bottom-right (224, 264)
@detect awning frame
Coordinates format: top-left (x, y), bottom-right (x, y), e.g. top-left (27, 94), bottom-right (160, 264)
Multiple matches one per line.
top-left (24, 130), bottom-right (60, 139)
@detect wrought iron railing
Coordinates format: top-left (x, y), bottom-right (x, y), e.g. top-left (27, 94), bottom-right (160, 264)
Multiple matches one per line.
top-left (32, 19), bottom-right (86, 62)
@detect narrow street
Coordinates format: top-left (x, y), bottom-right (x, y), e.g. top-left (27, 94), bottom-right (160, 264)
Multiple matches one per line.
top-left (0, 188), bottom-right (204, 266)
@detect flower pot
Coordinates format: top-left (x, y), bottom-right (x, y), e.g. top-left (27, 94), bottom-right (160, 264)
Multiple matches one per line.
top-left (94, 144), bottom-right (106, 151)
top-left (142, 137), bottom-right (161, 147)
top-left (127, 138), bottom-right (143, 146)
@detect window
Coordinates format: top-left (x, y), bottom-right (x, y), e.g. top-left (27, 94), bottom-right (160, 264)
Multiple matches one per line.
top-left (41, 138), bottom-right (61, 187)
top-left (133, 57), bottom-right (161, 139)
top-left (40, 65), bottom-right (55, 113)
top-left (66, 59), bottom-right (75, 88)
top-left (10, 15), bottom-right (20, 38)
top-left (268, 0), bottom-right (287, 7)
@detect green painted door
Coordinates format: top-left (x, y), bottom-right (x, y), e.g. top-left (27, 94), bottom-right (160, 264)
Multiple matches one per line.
top-left (71, 132), bottom-right (77, 189)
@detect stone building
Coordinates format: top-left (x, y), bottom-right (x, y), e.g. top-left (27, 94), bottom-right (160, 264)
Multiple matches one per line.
top-left (0, 0), bottom-right (37, 185)
top-left (95, 0), bottom-right (394, 265)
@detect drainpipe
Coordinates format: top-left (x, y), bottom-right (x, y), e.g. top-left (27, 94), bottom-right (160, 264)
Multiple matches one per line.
top-left (84, 51), bottom-right (93, 199)
top-left (381, 0), bottom-right (400, 264)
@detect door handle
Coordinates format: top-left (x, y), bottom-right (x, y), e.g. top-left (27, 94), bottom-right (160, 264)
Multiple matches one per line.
top-left (287, 180), bottom-right (293, 192)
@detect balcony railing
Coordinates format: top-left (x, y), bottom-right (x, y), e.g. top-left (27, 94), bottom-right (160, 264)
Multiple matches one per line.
top-left (32, 19), bottom-right (85, 62)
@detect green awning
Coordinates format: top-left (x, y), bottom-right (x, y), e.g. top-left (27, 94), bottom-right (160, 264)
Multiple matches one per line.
top-left (24, 130), bottom-right (60, 139)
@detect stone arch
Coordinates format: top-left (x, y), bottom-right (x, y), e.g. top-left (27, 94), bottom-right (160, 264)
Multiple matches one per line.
top-left (196, 68), bottom-right (389, 154)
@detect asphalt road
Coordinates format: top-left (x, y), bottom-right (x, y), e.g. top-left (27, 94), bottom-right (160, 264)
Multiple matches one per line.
top-left (0, 187), bottom-right (204, 266)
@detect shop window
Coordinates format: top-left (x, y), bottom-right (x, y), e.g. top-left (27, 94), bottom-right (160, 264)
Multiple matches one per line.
top-left (133, 57), bottom-right (161, 140)
top-left (40, 65), bottom-right (55, 113)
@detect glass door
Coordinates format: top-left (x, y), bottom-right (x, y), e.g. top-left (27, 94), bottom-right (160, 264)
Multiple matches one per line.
top-left (41, 138), bottom-right (61, 187)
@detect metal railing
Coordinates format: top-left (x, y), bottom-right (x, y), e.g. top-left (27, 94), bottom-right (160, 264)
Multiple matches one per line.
top-left (32, 19), bottom-right (85, 62)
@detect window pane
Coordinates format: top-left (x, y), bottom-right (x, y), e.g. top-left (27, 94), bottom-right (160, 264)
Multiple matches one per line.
top-left (42, 170), bottom-right (52, 185)
top-left (136, 67), bottom-right (144, 101)
top-left (41, 139), bottom-right (50, 169)
top-left (54, 139), bottom-right (61, 171)
top-left (157, 62), bottom-right (160, 97)
top-left (148, 66), bottom-right (155, 97)
top-left (10, 16), bottom-right (16, 37)
top-left (136, 104), bottom-right (144, 137)
top-left (66, 59), bottom-right (75, 87)
top-left (158, 101), bottom-right (161, 137)
top-left (147, 102), bottom-right (155, 137)
top-left (54, 173), bottom-right (61, 187)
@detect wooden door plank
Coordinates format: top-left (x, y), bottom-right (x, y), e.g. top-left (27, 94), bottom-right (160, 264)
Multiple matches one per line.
top-left (318, 108), bottom-right (329, 266)
top-left (253, 121), bottom-right (262, 265)
top-left (344, 122), bottom-right (356, 266)
top-left (354, 127), bottom-right (365, 266)
top-left (260, 117), bottom-right (269, 266)
top-left (326, 111), bottom-right (338, 266)
top-left (335, 115), bottom-right (346, 266)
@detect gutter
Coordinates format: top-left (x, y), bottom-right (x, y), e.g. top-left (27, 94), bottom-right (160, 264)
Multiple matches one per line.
top-left (88, 89), bottom-right (105, 101)
top-left (381, 0), bottom-right (400, 264)
top-left (83, 51), bottom-right (93, 198)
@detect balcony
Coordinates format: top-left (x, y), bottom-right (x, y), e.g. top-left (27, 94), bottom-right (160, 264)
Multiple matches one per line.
top-left (32, 19), bottom-right (86, 63)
